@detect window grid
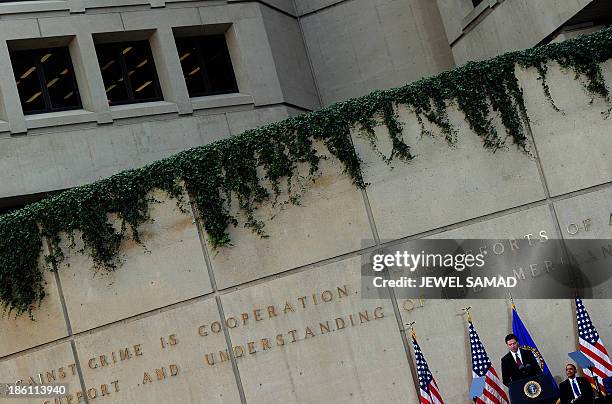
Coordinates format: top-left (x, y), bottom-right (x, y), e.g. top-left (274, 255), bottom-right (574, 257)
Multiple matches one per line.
top-left (176, 35), bottom-right (238, 98)
top-left (96, 41), bottom-right (163, 106)
top-left (10, 47), bottom-right (82, 115)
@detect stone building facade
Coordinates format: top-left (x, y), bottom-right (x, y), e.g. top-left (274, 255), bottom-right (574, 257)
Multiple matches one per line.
top-left (1, 1), bottom-right (612, 403)
top-left (0, 0), bottom-right (609, 210)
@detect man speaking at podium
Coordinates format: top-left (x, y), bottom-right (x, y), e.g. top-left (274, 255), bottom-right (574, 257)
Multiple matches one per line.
top-left (501, 333), bottom-right (542, 387)
top-left (558, 363), bottom-right (594, 404)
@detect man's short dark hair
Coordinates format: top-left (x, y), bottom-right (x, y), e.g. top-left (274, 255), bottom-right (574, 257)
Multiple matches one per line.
top-left (505, 333), bottom-right (518, 343)
top-left (566, 363), bottom-right (577, 370)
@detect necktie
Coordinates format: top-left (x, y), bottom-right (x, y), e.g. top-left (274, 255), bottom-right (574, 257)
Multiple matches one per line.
top-left (571, 379), bottom-right (581, 397)
top-left (515, 353), bottom-right (522, 366)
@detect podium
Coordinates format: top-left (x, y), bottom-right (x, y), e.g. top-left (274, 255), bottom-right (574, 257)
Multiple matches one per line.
top-left (508, 373), bottom-right (558, 403)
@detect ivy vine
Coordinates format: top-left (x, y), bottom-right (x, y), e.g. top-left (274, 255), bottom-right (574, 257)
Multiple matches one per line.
top-left (1, 27), bottom-right (611, 317)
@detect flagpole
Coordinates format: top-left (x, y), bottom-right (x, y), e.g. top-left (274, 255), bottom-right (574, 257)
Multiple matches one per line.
top-left (402, 320), bottom-right (421, 397)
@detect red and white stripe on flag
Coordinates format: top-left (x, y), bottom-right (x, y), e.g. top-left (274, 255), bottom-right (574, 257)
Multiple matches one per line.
top-left (580, 338), bottom-right (612, 392)
top-left (419, 379), bottom-right (444, 404)
top-left (475, 367), bottom-right (509, 404)
top-left (575, 297), bottom-right (612, 394)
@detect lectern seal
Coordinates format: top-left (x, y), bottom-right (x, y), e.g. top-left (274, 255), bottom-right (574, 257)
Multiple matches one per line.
top-left (523, 380), bottom-right (542, 399)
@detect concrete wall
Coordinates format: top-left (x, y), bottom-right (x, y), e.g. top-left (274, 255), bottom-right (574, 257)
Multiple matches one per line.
top-left (2, 55), bottom-right (612, 402)
top-left (436, 0), bottom-right (594, 64)
top-left (0, 0), bottom-right (317, 200)
top-left (297, 0), bottom-right (454, 104)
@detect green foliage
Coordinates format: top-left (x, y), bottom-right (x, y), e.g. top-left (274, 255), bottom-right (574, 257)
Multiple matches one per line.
top-left (1, 27), bottom-right (612, 317)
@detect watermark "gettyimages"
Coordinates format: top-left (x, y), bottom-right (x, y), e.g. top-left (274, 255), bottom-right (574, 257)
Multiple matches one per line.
top-left (372, 250), bottom-right (486, 272)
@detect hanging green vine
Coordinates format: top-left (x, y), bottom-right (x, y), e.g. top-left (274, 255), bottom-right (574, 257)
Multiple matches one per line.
top-left (1, 27), bottom-right (612, 317)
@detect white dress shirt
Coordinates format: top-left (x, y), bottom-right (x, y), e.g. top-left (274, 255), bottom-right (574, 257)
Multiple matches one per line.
top-left (568, 376), bottom-right (581, 399)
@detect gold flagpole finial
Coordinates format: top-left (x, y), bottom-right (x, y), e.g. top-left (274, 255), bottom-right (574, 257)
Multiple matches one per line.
top-left (461, 306), bottom-right (472, 322)
top-left (509, 291), bottom-right (516, 310)
top-left (406, 321), bottom-right (416, 338)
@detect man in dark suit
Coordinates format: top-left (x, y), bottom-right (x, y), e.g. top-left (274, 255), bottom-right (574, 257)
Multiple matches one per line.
top-left (501, 333), bottom-right (542, 387)
top-left (559, 363), bottom-right (594, 404)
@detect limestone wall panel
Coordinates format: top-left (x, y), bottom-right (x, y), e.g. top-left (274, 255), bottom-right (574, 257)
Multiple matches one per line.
top-left (0, 343), bottom-right (80, 404)
top-left (0, 259), bottom-right (67, 358)
top-left (220, 256), bottom-right (418, 403)
top-left (554, 186), bottom-right (612, 300)
top-left (519, 61), bottom-right (612, 196)
top-left (205, 143), bottom-right (374, 289)
top-left (73, 299), bottom-right (240, 403)
top-left (56, 189), bottom-right (212, 333)
top-left (353, 104), bottom-right (546, 241)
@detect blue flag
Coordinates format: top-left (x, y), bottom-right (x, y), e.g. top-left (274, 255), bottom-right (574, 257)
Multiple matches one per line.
top-left (511, 303), bottom-right (560, 396)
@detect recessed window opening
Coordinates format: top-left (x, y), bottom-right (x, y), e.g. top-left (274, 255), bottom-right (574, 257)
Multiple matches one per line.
top-left (95, 40), bottom-right (163, 106)
top-left (10, 47), bottom-right (81, 115)
top-left (175, 35), bottom-right (238, 98)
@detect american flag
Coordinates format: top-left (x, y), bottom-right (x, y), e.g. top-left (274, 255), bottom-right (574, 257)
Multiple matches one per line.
top-left (575, 297), bottom-right (612, 392)
top-left (411, 333), bottom-right (444, 404)
top-left (468, 317), bottom-right (509, 404)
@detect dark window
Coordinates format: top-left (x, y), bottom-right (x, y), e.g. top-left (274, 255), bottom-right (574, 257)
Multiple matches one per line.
top-left (472, 0), bottom-right (484, 7)
top-left (95, 41), bottom-right (162, 106)
top-left (10, 47), bottom-right (81, 115)
top-left (175, 35), bottom-right (238, 97)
